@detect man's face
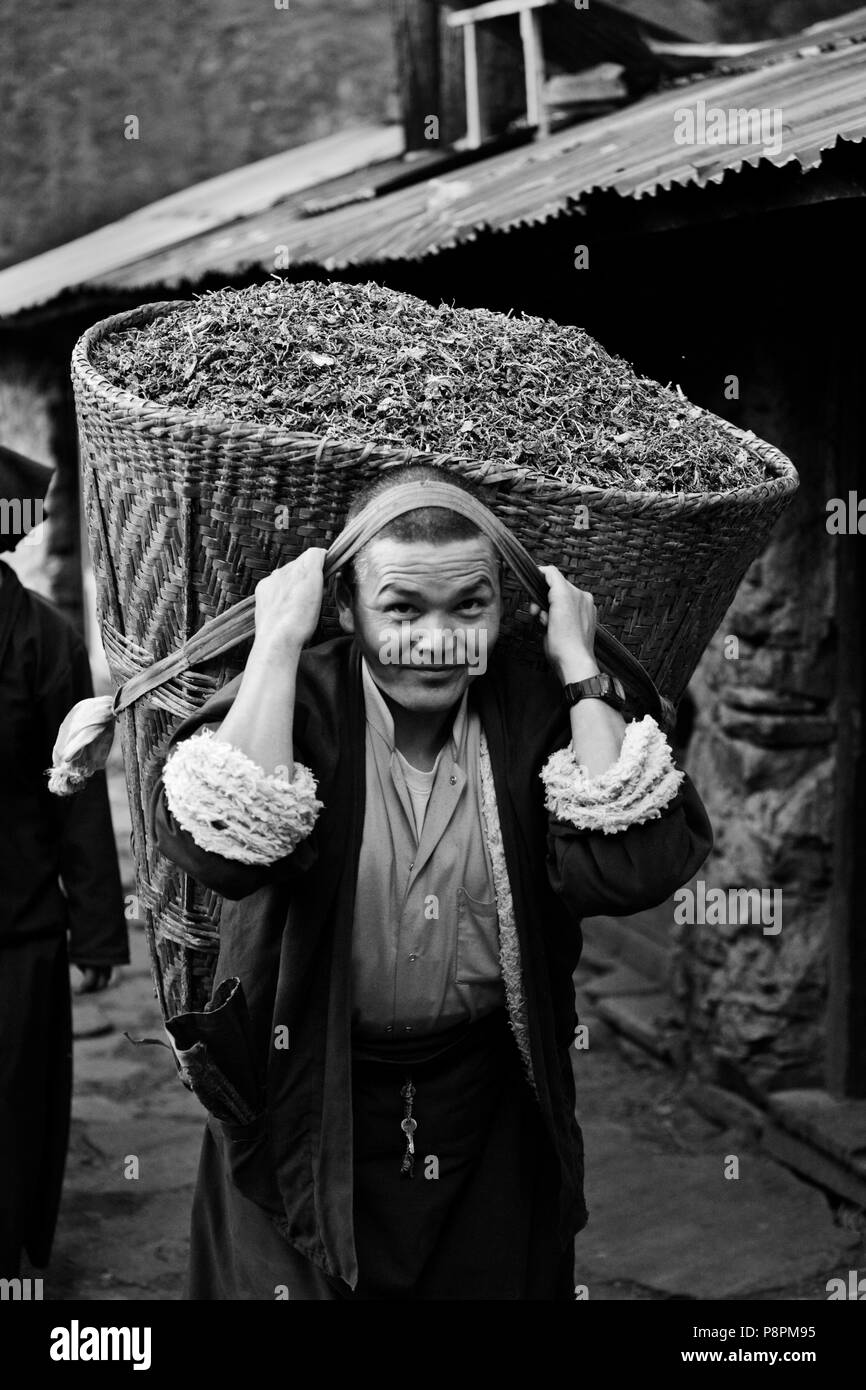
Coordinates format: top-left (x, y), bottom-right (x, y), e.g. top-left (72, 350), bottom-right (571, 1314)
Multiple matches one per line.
top-left (337, 536), bottom-right (501, 714)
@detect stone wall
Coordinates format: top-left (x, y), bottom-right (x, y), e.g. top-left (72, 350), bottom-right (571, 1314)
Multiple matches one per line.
top-left (0, 0), bottom-right (395, 270)
top-left (674, 345), bottom-right (839, 1095)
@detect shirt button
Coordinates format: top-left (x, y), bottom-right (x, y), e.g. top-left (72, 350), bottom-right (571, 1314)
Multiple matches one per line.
top-left (404, 1026), bottom-right (413, 1033)
top-left (450, 775), bottom-right (457, 785)
top-left (408, 954), bottom-right (417, 962)
top-left (409, 861), bottom-right (414, 869)
top-left (385, 1025), bottom-right (393, 1033)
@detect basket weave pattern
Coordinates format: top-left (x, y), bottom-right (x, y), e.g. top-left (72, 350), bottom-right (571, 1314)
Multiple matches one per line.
top-left (72, 301), bottom-right (799, 1020)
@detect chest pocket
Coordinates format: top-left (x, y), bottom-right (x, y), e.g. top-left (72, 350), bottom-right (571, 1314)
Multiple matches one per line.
top-left (456, 885), bottom-right (501, 984)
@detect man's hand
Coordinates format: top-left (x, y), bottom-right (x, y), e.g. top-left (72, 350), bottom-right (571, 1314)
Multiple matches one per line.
top-left (74, 966), bottom-right (112, 994)
top-left (530, 564), bottom-right (626, 776)
top-left (253, 547), bottom-right (327, 657)
top-left (530, 564), bottom-right (601, 685)
top-left (216, 547), bottom-right (328, 778)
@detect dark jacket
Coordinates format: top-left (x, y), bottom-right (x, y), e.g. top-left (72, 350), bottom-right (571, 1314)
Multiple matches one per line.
top-left (150, 635), bottom-right (713, 1290)
top-left (0, 560), bottom-right (128, 960)
top-left (0, 560), bottom-right (128, 1273)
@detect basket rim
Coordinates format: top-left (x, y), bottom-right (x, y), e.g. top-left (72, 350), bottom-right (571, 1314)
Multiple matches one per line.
top-left (71, 297), bottom-right (800, 507)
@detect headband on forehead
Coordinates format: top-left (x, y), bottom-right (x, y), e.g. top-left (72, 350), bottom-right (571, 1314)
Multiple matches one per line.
top-left (322, 479), bottom-right (548, 606)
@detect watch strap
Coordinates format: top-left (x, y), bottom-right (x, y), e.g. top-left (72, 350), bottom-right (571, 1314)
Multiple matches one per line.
top-left (562, 673), bottom-right (627, 709)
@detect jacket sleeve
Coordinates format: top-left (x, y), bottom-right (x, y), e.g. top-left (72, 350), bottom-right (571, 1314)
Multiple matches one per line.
top-left (148, 683), bottom-right (322, 901)
top-left (541, 714), bottom-right (713, 920)
top-left (43, 634), bottom-right (129, 967)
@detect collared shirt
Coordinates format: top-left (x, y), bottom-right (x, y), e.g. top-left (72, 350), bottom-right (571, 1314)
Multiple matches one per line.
top-left (350, 657), bottom-right (505, 1039)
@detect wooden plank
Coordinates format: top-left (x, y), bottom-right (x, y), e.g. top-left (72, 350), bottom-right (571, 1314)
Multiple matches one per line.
top-left (683, 1082), bottom-right (765, 1137)
top-left (447, 0), bottom-right (550, 27)
top-left (584, 965), bottom-right (662, 999)
top-left (594, 993), bottom-right (673, 1060)
top-left (439, 4), bottom-right (468, 147)
top-left (582, 915), bottom-right (672, 985)
top-left (763, 1124), bottom-right (866, 1210)
top-left (645, 40), bottom-right (768, 58)
top-left (391, 1), bottom-right (441, 152)
top-left (826, 334), bottom-right (866, 1098)
top-left (520, 5), bottom-right (548, 135)
top-left (0, 126), bottom-right (403, 319)
top-left (768, 1089), bottom-right (866, 1167)
top-left (463, 23), bottom-right (483, 149)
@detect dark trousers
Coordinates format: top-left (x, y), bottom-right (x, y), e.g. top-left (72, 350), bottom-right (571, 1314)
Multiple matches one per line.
top-left (188, 1010), bottom-right (575, 1300)
top-left (0, 932), bottom-right (71, 1275)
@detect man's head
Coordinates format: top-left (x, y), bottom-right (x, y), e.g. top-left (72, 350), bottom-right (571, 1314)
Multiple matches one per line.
top-left (334, 465), bottom-right (503, 715)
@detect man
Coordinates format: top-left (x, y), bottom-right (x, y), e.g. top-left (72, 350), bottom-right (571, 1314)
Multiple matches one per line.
top-left (0, 446), bottom-right (129, 1277)
top-left (151, 463), bottom-right (713, 1300)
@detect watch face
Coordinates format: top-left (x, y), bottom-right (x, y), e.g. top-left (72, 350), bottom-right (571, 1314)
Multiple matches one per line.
top-left (599, 676), bottom-right (622, 706)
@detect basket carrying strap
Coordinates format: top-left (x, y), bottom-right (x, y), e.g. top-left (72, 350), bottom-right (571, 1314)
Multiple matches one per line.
top-left (113, 480), bottom-right (675, 731)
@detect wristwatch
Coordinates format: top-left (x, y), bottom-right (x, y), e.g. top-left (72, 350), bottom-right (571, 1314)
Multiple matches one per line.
top-left (562, 673), bottom-right (627, 711)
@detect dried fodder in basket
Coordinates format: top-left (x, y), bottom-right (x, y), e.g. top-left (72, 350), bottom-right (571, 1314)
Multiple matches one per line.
top-left (91, 279), bottom-right (767, 494)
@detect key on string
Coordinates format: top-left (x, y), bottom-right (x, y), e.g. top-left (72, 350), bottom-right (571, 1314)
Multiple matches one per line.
top-left (400, 1077), bottom-right (416, 1178)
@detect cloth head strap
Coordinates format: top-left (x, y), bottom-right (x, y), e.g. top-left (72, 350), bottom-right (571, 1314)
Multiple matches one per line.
top-left (320, 479), bottom-right (548, 608)
top-left (111, 477), bottom-right (674, 731)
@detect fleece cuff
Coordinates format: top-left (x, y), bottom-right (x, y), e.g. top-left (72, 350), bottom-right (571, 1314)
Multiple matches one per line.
top-left (162, 728), bottom-right (322, 864)
top-left (539, 714), bottom-right (684, 835)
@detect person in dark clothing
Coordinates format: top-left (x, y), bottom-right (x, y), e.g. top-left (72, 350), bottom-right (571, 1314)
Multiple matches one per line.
top-left (0, 456), bottom-right (129, 1277)
top-left (150, 465), bottom-right (713, 1300)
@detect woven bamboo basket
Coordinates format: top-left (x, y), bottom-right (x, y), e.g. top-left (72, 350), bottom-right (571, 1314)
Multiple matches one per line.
top-left (72, 300), bottom-right (799, 1023)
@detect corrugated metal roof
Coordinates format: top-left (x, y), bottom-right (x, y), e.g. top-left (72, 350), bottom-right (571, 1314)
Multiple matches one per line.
top-left (3, 8), bottom-right (866, 314)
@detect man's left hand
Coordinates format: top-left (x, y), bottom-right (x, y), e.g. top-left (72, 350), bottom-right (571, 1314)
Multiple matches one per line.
top-left (531, 564), bottom-right (601, 684)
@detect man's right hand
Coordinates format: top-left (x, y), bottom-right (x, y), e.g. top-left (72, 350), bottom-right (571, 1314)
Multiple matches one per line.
top-left (253, 547), bottom-right (327, 656)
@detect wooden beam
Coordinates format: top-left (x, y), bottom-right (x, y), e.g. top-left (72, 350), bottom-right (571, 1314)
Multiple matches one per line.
top-left (645, 39), bottom-right (767, 58)
top-left (463, 23), bottom-right (483, 149)
top-left (440, 4), bottom-right (526, 149)
top-left (391, 1), bottom-right (441, 152)
top-left (519, 6), bottom-right (548, 135)
top-left (447, 0), bottom-right (550, 27)
top-left (438, 6), bottom-right (469, 148)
